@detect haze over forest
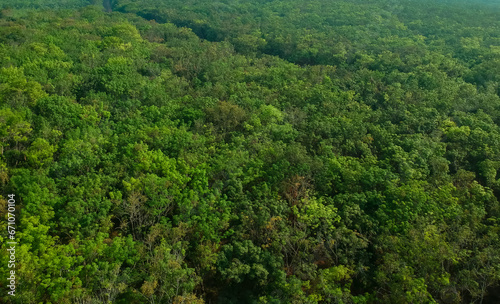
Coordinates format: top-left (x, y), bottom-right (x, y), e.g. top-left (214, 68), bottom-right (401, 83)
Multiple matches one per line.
top-left (0, 0), bottom-right (500, 303)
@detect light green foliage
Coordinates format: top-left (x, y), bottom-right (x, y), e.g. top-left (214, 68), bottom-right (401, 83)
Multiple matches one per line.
top-left (296, 196), bottom-right (340, 231)
top-left (0, 108), bottom-right (32, 156)
top-left (1, 0), bottom-right (500, 303)
top-left (0, 66), bottom-right (46, 106)
top-left (25, 138), bottom-right (56, 168)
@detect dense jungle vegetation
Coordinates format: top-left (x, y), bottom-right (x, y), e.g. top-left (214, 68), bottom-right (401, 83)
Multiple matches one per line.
top-left (1, 0), bottom-right (500, 303)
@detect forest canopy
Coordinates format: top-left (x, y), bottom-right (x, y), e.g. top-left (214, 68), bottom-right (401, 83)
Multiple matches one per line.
top-left (0, 0), bottom-right (500, 303)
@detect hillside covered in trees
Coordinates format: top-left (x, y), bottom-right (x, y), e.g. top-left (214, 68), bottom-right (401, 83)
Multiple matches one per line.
top-left (1, 0), bottom-right (500, 303)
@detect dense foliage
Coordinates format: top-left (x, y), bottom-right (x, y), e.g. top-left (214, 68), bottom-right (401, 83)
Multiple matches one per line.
top-left (1, 0), bottom-right (500, 303)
